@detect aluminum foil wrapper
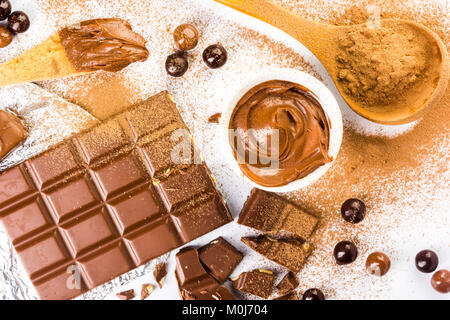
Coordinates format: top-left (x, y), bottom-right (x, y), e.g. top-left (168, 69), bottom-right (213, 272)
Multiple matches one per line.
top-left (0, 84), bottom-right (168, 300)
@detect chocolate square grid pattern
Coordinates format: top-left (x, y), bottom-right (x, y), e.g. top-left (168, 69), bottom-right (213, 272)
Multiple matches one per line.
top-left (0, 92), bottom-right (232, 300)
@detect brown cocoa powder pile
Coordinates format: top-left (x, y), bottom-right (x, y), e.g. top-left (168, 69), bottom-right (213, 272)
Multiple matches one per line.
top-left (336, 23), bottom-right (430, 105)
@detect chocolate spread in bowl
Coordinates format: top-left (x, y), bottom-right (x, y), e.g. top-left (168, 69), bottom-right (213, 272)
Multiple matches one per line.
top-left (229, 80), bottom-right (331, 187)
top-left (59, 18), bottom-right (149, 72)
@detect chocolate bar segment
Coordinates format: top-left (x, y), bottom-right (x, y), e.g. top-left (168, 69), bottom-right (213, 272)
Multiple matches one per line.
top-left (276, 271), bottom-right (299, 295)
top-left (0, 92), bottom-right (232, 300)
top-left (175, 248), bottom-right (234, 300)
top-left (0, 109), bottom-right (27, 161)
top-left (198, 237), bottom-right (243, 283)
top-left (242, 236), bottom-right (312, 272)
top-left (232, 269), bottom-right (275, 299)
top-left (273, 291), bottom-right (298, 300)
top-left (238, 189), bottom-right (319, 239)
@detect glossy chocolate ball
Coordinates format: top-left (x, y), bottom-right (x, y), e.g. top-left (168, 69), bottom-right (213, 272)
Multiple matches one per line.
top-left (366, 252), bottom-right (391, 276)
top-left (203, 44), bottom-right (227, 69)
top-left (174, 24), bottom-right (199, 51)
top-left (165, 51), bottom-right (189, 77)
top-left (302, 288), bottom-right (325, 300)
top-left (334, 241), bottom-right (358, 265)
top-left (0, 0), bottom-right (11, 21)
top-left (431, 270), bottom-right (450, 294)
top-left (0, 25), bottom-right (13, 48)
top-left (341, 198), bottom-right (366, 224)
top-left (415, 250), bottom-right (439, 273)
top-left (8, 11), bottom-right (30, 34)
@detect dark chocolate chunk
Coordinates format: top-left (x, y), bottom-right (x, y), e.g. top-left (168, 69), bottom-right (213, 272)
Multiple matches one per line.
top-left (116, 289), bottom-right (135, 300)
top-left (198, 237), bottom-right (243, 283)
top-left (232, 269), bottom-right (275, 299)
top-left (0, 109), bottom-right (27, 160)
top-left (276, 271), bottom-right (299, 294)
top-left (238, 189), bottom-right (319, 239)
top-left (153, 262), bottom-right (167, 289)
top-left (242, 236), bottom-right (312, 272)
top-left (141, 284), bottom-right (154, 300)
top-left (0, 92), bottom-right (232, 300)
top-left (175, 248), bottom-right (235, 300)
top-left (333, 241), bottom-right (358, 265)
top-left (415, 249), bottom-right (439, 273)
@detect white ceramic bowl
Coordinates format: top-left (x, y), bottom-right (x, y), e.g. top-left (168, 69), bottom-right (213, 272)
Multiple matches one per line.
top-left (221, 69), bottom-right (343, 193)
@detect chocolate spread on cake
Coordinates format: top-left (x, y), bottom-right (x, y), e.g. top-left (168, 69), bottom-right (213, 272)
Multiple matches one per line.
top-left (229, 80), bottom-right (331, 187)
top-left (59, 18), bottom-right (149, 72)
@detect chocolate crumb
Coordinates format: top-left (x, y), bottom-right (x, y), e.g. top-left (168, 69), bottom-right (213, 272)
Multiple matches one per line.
top-left (116, 289), bottom-right (135, 300)
top-left (232, 269), bottom-right (275, 299)
top-left (154, 262), bottom-right (167, 289)
top-left (208, 113), bottom-right (222, 124)
top-left (141, 284), bottom-right (154, 300)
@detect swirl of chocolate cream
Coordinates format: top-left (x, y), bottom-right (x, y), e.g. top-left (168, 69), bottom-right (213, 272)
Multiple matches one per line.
top-left (59, 18), bottom-right (149, 72)
top-left (229, 80), bottom-right (332, 187)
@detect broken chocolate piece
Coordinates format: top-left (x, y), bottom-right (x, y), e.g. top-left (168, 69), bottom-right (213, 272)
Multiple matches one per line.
top-left (208, 113), bottom-right (222, 124)
top-left (276, 271), bottom-right (299, 295)
top-left (198, 237), bottom-right (243, 283)
top-left (175, 248), bottom-right (234, 300)
top-left (141, 284), bottom-right (154, 300)
top-left (232, 269), bottom-right (275, 299)
top-left (242, 236), bottom-right (312, 272)
top-left (153, 262), bottom-right (167, 289)
top-left (116, 289), bottom-right (135, 300)
top-left (273, 291), bottom-right (298, 300)
top-left (0, 109), bottom-right (27, 161)
top-left (238, 189), bottom-right (319, 239)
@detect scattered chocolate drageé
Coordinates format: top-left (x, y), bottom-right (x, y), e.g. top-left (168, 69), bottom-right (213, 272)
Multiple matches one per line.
top-left (174, 23), bottom-right (199, 51)
top-left (203, 44), bottom-right (227, 69)
top-left (415, 249), bottom-right (439, 273)
top-left (341, 198), bottom-right (366, 224)
top-left (366, 252), bottom-right (391, 276)
top-left (333, 241), bottom-right (358, 265)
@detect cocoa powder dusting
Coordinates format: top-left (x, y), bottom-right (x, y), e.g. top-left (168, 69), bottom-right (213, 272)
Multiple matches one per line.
top-left (14, 0), bottom-right (448, 299)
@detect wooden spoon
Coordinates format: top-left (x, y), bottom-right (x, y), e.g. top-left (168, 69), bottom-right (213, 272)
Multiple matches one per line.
top-left (214, 0), bottom-right (449, 125)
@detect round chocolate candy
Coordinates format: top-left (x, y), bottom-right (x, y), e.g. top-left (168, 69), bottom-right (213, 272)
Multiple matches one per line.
top-left (0, 25), bottom-right (13, 48)
top-left (341, 198), bottom-right (366, 224)
top-left (174, 24), bottom-right (199, 51)
top-left (302, 288), bottom-right (325, 300)
top-left (431, 270), bottom-right (450, 294)
top-left (415, 249), bottom-right (439, 273)
top-left (8, 11), bottom-right (30, 34)
top-left (165, 51), bottom-right (189, 77)
top-left (334, 241), bottom-right (358, 265)
top-left (203, 44), bottom-right (227, 69)
top-left (366, 252), bottom-right (391, 276)
top-left (0, 0), bottom-right (11, 21)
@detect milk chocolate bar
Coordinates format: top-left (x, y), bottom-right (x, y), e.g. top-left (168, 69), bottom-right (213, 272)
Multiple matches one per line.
top-left (0, 109), bottom-right (27, 160)
top-left (0, 92), bottom-right (232, 300)
top-left (238, 189), bottom-right (319, 240)
top-left (198, 237), bottom-right (243, 283)
top-left (175, 248), bottom-right (235, 300)
top-left (242, 236), bottom-right (312, 272)
top-left (232, 269), bottom-right (275, 299)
